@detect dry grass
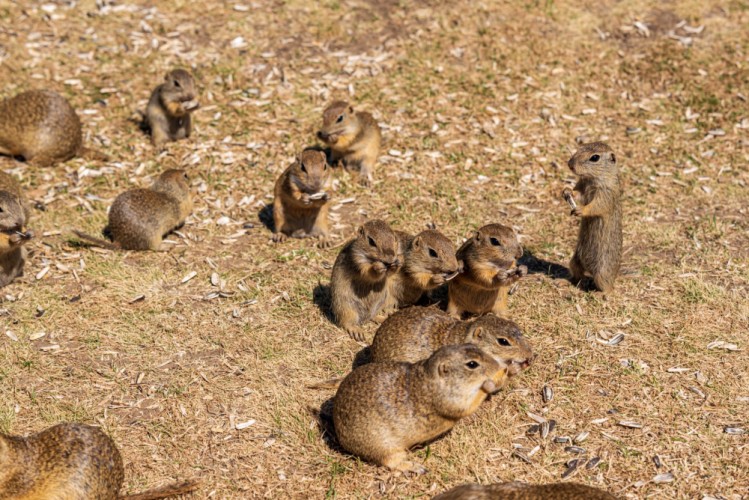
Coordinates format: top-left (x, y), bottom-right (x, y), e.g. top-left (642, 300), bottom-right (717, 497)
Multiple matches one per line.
top-left (1, 0), bottom-right (748, 498)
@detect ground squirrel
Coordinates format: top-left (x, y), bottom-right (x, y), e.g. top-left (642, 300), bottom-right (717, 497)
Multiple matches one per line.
top-left (562, 142), bottom-right (622, 293)
top-left (371, 307), bottom-right (533, 375)
top-left (272, 148), bottom-right (333, 247)
top-left (333, 344), bottom-right (508, 474)
top-left (447, 224), bottom-right (527, 319)
top-left (0, 422), bottom-right (199, 499)
top-left (317, 101), bottom-right (381, 186)
top-left (330, 219), bottom-right (401, 342)
top-left (390, 229), bottom-right (460, 307)
top-left (146, 69), bottom-right (199, 147)
top-left (0, 90), bottom-right (82, 167)
top-left (0, 171), bottom-right (33, 288)
top-left (432, 481), bottom-right (618, 500)
top-left (73, 169), bottom-right (192, 251)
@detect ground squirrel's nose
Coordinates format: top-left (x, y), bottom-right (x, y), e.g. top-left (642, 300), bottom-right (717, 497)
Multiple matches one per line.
top-left (317, 130), bottom-right (328, 141)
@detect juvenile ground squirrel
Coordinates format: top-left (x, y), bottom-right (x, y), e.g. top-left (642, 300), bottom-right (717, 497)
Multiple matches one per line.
top-left (371, 307), bottom-right (533, 374)
top-left (333, 344), bottom-right (507, 474)
top-left (272, 148), bottom-right (333, 247)
top-left (330, 219), bottom-right (401, 341)
top-left (146, 69), bottom-right (200, 147)
top-left (0, 422), bottom-right (199, 499)
top-left (73, 169), bottom-right (192, 251)
top-left (563, 142), bottom-right (622, 293)
top-left (0, 90), bottom-right (82, 167)
top-left (0, 172), bottom-right (33, 288)
top-left (432, 481), bottom-right (618, 499)
top-left (317, 101), bottom-right (381, 186)
top-left (391, 229), bottom-right (460, 307)
top-left (447, 224), bottom-right (526, 319)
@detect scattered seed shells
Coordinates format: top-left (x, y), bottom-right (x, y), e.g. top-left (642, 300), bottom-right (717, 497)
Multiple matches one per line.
top-left (653, 472), bottom-right (675, 484)
top-left (542, 385), bottom-right (553, 403)
top-left (618, 421), bottom-right (643, 429)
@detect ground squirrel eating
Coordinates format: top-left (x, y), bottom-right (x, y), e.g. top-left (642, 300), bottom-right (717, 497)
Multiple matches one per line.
top-left (73, 169), bottom-right (192, 251)
top-left (332, 344), bottom-right (508, 474)
top-left (0, 422), bottom-right (199, 499)
top-left (390, 229), bottom-right (460, 307)
top-left (272, 148), bottom-right (333, 247)
top-left (330, 219), bottom-right (401, 342)
top-left (432, 481), bottom-right (618, 499)
top-left (0, 90), bottom-right (82, 167)
top-left (371, 307), bottom-right (533, 375)
top-left (563, 142), bottom-right (622, 293)
top-left (317, 101), bottom-right (381, 186)
top-left (447, 224), bottom-right (526, 319)
top-left (0, 171), bottom-right (33, 289)
top-left (146, 69), bottom-right (199, 147)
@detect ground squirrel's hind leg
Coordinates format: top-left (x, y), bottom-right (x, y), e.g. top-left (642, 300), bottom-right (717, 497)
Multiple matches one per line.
top-left (593, 269), bottom-right (616, 294)
top-left (568, 252), bottom-right (585, 284)
top-left (446, 295), bottom-right (462, 319)
top-left (381, 451), bottom-right (427, 475)
top-left (490, 287), bottom-right (510, 318)
top-left (358, 160), bottom-right (374, 187)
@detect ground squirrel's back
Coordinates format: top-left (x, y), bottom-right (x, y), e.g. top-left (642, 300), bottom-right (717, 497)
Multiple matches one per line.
top-left (0, 90), bottom-right (82, 167)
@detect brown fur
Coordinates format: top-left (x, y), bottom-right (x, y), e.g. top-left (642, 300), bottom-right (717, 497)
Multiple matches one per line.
top-left (0, 423), bottom-right (200, 500)
top-left (565, 142), bottom-right (622, 293)
top-left (272, 149), bottom-right (333, 247)
top-left (73, 169), bottom-right (192, 251)
top-left (0, 90), bottom-right (82, 167)
top-left (330, 220), bottom-right (401, 341)
top-left (146, 69), bottom-right (199, 147)
top-left (0, 171), bottom-right (33, 288)
top-left (371, 307), bottom-right (533, 374)
top-left (390, 230), bottom-right (460, 307)
top-left (333, 344), bottom-right (508, 473)
top-left (447, 224), bottom-right (526, 319)
top-left (317, 101), bottom-right (381, 186)
top-left (432, 481), bottom-right (618, 500)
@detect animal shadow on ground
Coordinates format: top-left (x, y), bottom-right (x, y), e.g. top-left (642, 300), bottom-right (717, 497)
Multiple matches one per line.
top-left (520, 249), bottom-right (597, 292)
top-left (313, 283), bottom-right (335, 323)
top-left (258, 204), bottom-right (274, 233)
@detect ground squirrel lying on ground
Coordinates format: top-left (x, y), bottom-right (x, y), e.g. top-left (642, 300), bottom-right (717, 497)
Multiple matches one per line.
top-left (73, 169), bottom-right (192, 251)
top-left (330, 219), bottom-right (401, 342)
top-left (272, 148), bottom-right (333, 247)
top-left (447, 223), bottom-right (526, 319)
top-left (563, 142), bottom-right (622, 293)
top-left (146, 69), bottom-right (200, 147)
top-left (390, 229), bottom-right (460, 307)
top-left (0, 171), bottom-right (33, 288)
top-left (317, 101), bottom-right (381, 186)
top-left (432, 481), bottom-right (618, 499)
top-left (0, 422), bottom-right (200, 499)
top-left (333, 344), bottom-right (508, 474)
top-left (371, 307), bottom-right (533, 374)
top-left (0, 90), bottom-right (83, 167)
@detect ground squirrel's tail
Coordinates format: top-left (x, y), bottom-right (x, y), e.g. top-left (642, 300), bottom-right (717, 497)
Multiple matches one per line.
top-left (72, 229), bottom-right (118, 250)
top-left (120, 479), bottom-right (201, 500)
top-left (307, 377), bottom-right (344, 390)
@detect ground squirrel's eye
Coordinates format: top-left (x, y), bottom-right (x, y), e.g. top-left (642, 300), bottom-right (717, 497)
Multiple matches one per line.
top-left (336, 115), bottom-right (343, 123)
top-left (466, 360), bottom-right (479, 369)
top-left (0, 207), bottom-right (3, 213)
top-left (300, 163), bottom-right (307, 173)
top-left (368, 236), bottom-right (376, 247)
top-left (589, 154), bottom-right (600, 162)
top-left (173, 80), bottom-right (181, 88)
top-left (428, 248), bottom-right (438, 258)
top-left (497, 337), bottom-right (511, 346)
top-left (490, 237), bottom-right (501, 246)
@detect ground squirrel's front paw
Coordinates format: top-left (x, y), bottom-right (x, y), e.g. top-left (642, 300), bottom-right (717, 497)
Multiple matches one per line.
top-left (516, 265), bottom-right (528, 277)
top-left (570, 206), bottom-right (583, 217)
top-left (394, 460), bottom-right (428, 475)
top-left (430, 274), bottom-right (447, 287)
top-left (300, 194), bottom-right (311, 205)
top-left (272, 232), bottom-right (287, 243)
top-left (359, 175), bottom-right (372, 187)
top-left (372, 261), bottom-right (388, 275)
top-left (317, 236), bottom-right (334, 249)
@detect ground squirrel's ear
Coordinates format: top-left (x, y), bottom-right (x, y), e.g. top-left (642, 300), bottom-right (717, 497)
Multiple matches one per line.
top-left (347, 105), bottom-right (354, 114)
top-left (358, 226), bottom-right (365, 237)
top-left (412, 236), bottom-right (422, 249)
top-left (610, 152), bottom-right (616, 163)
top-left (437, 360), bottom-right (450, 377)
top-left (469, 326), bottom-right (484, 342)
top-left (473, 230), bottom-right (482, 243)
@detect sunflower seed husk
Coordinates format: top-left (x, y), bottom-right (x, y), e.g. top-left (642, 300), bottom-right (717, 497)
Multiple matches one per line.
top-left (574, 431), bottom-right (589, 444)
top-left (565, 446), bottom-right (587, 454)
top-left (526, 424), bottom-right (540, 435)
top-left (562, 459), bottom-right (582, 478)
top-left (210, 272), bottom-right (220, 286)
top-left (653, 472), bottom-right (675, 484)
top-left (540, 421), bottom-right (550, 439)
top-left (542, 385), bottom-right (553, 403)
top-left (527, 445), bottom-right (541, 457)
top-left (554, 436), bottom-right (571, 444)
top-left (724, 426), bottom-right (746, 435)
top-left (526, 411), bottom-right (547, 424)
top-left (653, 455), bottom-right (662, 468)
top-left (586, 456), bottom-right (601, 469)
top-left (548, 419), bottom-right (557, 434)
top-left (513, 450), bottom-right (532, 464)
top-left (308, 192), bottom-right (327, 200)
top-left (608, 332), bottom-right (625, 345)
top-left (618, 420), bottom-right (643, 429)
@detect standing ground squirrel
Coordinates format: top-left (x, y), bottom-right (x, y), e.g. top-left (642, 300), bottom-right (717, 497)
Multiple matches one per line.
top-left (330, 219), bottom-right (401, 342)
top-left (317, 101), bottom-right (381, 186)
top-left (447, 224), bottom-right (527, 319)
top-left (432, 481), bottom-right (618, 500)
top-left (0, 423), bottom-right (200, 499)
top-left (0, 172), bottom-right (33, 288)
top-left (562, 142), bottom-right (622, 293)
top-left (0, 90), bottom-right (82, 167)
top-left (146, 69), bottom-right (200, 147)
top-left (371, 307), bottom-right (533, 375)
top-left (73, 169), bottom-right (192, 251)
top-left (390, 229), bottom-right (461, 307)
top-left (272, 148), bottom-right (333, 247)
top-left (333, 344), bottom-right (508, 474)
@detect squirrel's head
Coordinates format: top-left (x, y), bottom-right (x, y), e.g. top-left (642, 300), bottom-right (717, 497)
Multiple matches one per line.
top-left (406, 229), bottom-right (460, 282)
top-left (567, 142), bottom-right (617, 179)
top-left (160, 69), bottom-right (199, 116)
top-left (290, 148), bottom-right (331, 193)
top-left (0, 191), bottom-right (26, 239)
top-left (152, 169), bottom-right (191, 200)
top-left (466, 315), bottom-right (533, 376)
top-left (350, 219), bottom-right (401, 280)
top-left (317, 101), bottom-right (356, 143)
top-left (459, 223), bottom-right (523, 269)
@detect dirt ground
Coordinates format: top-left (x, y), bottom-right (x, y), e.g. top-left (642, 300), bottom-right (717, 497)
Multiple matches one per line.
top-left (0, 0), bottom-right (747, 498)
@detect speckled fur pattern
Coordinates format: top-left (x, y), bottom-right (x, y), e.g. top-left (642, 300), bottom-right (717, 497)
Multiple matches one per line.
top-left (0, 174), bottom-right (32, 288)
top-left (0, 90), bottom-right (82, 167)
top-left (432, 481), bottom-right (619, 500)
